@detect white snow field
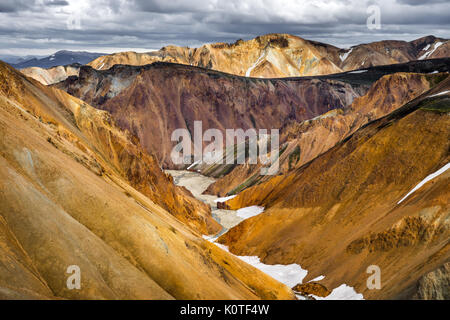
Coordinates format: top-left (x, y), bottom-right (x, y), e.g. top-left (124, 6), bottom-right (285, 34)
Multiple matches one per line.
top-left (236, 205), bottom-right (265, 219)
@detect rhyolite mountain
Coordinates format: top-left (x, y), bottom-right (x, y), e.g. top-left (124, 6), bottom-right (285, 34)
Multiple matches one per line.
top-left (55, 62), bottom-right (366, 168)
top-left (21, 34), bottom-right (449, 86)
top-left (2, 31), bottom-right (449, 301)
top-left (203, 71), bottom-right (446, 196)
top-left (0, 60), bottom-right (297, 300)
top-left (55, 58), bottom-right (449, 170)
top-left (217, 76), bottom-right (450, 299)
top-left (87, 34), bottom-right (449, 78)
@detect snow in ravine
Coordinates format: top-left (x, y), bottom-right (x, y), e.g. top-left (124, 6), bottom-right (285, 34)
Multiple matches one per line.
top-left (246, 52), bottom-right (265, 77)
top-left (214, 195), bottom-right (237, 203)
top-left (340, 48), bottom-right (353, 62)
top-left (206, 240), bottom-right (308, 288)
top-left (173, 170), bottom-right (364, 300)
top-left (236, 206), bottom-right (265, 219)
top-left (419, 41), bottom-right (444, 60)
top-left (398, 163), bottom-right (450, 204)
top-left (205, 237), bottom-right (364, 300)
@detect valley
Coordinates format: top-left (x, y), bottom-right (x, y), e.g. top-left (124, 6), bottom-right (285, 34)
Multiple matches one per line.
top-left (166, 170), bottom-right (364, 300)
top-left (0, 28), bottom-right (448, 302)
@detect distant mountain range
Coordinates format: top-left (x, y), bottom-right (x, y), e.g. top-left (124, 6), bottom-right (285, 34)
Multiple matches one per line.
top-left (0, 54), bottom-right (46, 65)
top-left (10, 50), bottom-right (105, 69)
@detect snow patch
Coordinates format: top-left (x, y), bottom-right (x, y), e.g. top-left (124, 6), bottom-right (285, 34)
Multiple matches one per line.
top-left (187, 160), bottom-right (200, 170)
top-left (204, 238), bottom-right (308, 288)
top-left (236, 206), bottom-right (265, 219)
top-left (202, 234), bottom-right (219, 242)
top-left (310, 275), bottom-right (325, 282)
top-left (339, 48), bottom-right (353, 62)
top-left (237, 255), bottom-right (308, 288)
top-left (246, 52), bottom-right (265, 77)
top-left (204, 237), bottom-right (362, 299)
top-left (214, 195), bottom-right (237, 203)
top-left (398, 163), bottom-right (450, 204)
top-left (348, 69), bottom-right (367, 74)
top-left (419, 41), bottom-right (444, 60)
top-left (314, 284), bottom-right (364, 300)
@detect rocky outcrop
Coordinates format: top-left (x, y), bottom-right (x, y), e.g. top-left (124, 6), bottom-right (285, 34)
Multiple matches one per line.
top-left (411, 263), bottom-right (450, 300)
top-left (292, 282), bottom-right (331, 298)
top-left (0, 60), bottom-right (296, 300)
top-left (217, 77), bottom-right (450, 299)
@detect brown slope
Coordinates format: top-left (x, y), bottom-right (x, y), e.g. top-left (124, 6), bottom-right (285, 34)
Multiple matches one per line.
top-left (1, 61), bottom-right (219, 235)
top-left (218, 78), bottom-right (450, 299)
top-left (340, 36), bottom-right (449, 71)
top-left (0, 61), bottom-right (295, 300)
top-left (203, 72), bottom-right (441, 196)
top-left (56, 63), bottom-right (362, 168)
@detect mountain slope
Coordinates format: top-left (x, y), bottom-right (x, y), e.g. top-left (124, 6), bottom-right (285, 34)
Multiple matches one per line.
top-left (1, 61), bottom-right (219, 235)
top-left (56, 63), bottom-right (363, 168)
top-left (0, 60), bottom-right (295, 300)
top-left (217, 77), bottom-right (450, 299)
top-left (203, 71), bottom-right (441, 196)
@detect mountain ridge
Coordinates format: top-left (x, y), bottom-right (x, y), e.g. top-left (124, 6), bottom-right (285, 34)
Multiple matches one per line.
top-left (87, 34), bottom-right (449, 78)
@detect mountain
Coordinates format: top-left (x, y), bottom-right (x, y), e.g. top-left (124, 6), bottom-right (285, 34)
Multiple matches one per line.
top-left (54, 62), bottom-right (365, 168)
top-left (203, 71), bottom-right (445, 196)
top-left (0, 54), bottom-right (46, 65)
top-left (11, 50), bottom-right (105, 69)
top-left (20, 35), bottom-right (449, 86)
top-left (216, 75), bottom-right (450, 299)
top-left (88, 34), bottom-right (343, 77)
top-left (86, 34), bottom-right (449, 78)
top-left (167, 58), bottom-right (450, 196)
top-left (20, 63), bottom-right (81, 85)
top-left (0, 60), bottom-right (296, 300)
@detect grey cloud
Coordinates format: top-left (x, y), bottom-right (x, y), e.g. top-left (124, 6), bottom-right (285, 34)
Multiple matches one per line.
top-left (0, 0), bottom-right (448, 55)
top-left (0, 0), bottom-right (35, 12)
top-left (396, 0), bottom-right (448, 5)
top-left (44, 0), bottom-right (69, 6)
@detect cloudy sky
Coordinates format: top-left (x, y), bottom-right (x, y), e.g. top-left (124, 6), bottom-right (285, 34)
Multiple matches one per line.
top-left (0, 0), bottom-right (449, 56)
